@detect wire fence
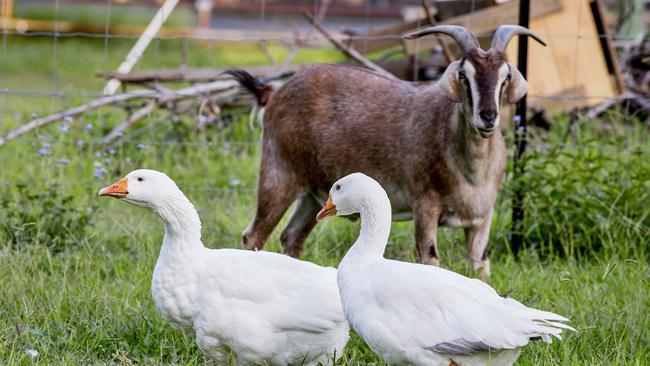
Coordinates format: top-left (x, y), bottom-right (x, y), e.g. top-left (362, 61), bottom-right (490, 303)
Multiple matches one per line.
top-left (0, 0), bottom-right (646, 178)
top-left (0, 1), bottom-right (640, 96)
top-left (1, 0), bottom-right (648, 251)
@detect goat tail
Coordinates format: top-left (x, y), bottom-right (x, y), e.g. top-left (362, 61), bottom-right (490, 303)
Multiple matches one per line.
top-left (223, 69), bottom-right (274, 106)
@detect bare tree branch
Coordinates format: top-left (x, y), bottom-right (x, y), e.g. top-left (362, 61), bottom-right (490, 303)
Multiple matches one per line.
top-left (421, 0), bottom-right (455, 63)
top-left (102, 100), bottom-right (158, 144)
top-left (0, 90), bottom-right (156, 147)
top-left (302, 11), bottom-right (398, 81)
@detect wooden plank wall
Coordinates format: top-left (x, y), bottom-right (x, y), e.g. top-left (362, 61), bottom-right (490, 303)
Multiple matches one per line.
top-left (505, 0), bottom-right (618, 110)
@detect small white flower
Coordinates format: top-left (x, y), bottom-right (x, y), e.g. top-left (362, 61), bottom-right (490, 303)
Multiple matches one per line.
top-left (25, 349), bottom-right (38, 358)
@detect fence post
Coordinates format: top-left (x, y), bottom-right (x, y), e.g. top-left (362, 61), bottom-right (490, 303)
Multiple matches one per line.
top-left (510, 0), bottom-right (530, 254)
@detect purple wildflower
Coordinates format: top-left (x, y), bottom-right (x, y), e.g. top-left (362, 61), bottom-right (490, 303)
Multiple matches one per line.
top-left (59, 124), bottom-right (69, 133)
top-left (38, 148), bottom-right (49, 156)
top-left (85, 123), bottom-right (93, 130)
top-left (94, 161), bottom-right (103, 168)
top-left (76, 140), bottom-right (85, 147)
top-left (43, 143), bottom-right (51, 148)
top-left (108, 149), bottom-right (116, 155)
top-left (137, 143), bottom-right (146, 149)
top-left (64, 115), bottom-right (73, 123)
top-left (31, 112), bottom-right (38, 118)
top-left (94, 152), bottom-right (102, 158)
top-left (57, 158), bottom-right (70, 165)
top-left (104, 158), bottom-right (111, 165)
top-left (115, 131), bottom-right (123, 137)
top-left (93, 167), bottom-right (108, 179)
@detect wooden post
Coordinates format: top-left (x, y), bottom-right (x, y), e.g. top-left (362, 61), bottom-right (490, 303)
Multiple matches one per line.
top-left (511, 0), bottom-right (530, 254)
top-left (1, 0), bottom-right (13, 28)
top-left (103, 0), bottom-right (180, 95)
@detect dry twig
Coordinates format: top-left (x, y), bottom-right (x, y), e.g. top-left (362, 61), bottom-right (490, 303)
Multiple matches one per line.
top-left (0, 90), bottom-right (156, 147)
top-left (302, 11), bottom-right (398, 81)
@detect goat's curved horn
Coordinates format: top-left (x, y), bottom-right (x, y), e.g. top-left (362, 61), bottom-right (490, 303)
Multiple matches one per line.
top-left (490, 25), bottom-right (547, 53)
top-left (404, 25), bottom-right (479, 54)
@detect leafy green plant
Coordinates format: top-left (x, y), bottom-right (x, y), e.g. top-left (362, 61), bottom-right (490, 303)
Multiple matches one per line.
top-left (503, 113), bottom-right (650, 259)
top-left (0, 185), bottom-right (97, 252)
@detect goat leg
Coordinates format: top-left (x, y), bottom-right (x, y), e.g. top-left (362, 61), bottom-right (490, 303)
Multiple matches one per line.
top-left (280, 193), bottom-right (321, 258)
top-left (464, 210), bottom-right (493, 282)
top-left (242, 165), bottom-right (300, 251)
top-left (414, 200), bottom-right (441, 267)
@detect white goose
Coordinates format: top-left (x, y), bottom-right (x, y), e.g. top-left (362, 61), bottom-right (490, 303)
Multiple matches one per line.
top-left (98, 169), bottom-right (349, 365)
top-left (316, 173), bottom-right (573, 366)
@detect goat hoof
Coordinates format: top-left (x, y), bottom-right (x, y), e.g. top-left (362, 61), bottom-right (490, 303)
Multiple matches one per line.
top-left (422, 257), bottom-right (440, 267)
top-left (480, 260), bottom-right (491, 281)
top-left (241, 233), bottom-right (263, 251)
top-left (282, 246), bottom-right (302, 258)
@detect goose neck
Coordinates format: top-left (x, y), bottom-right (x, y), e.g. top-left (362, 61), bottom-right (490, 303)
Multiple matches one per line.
top-left (347, 195), bottom-right (392, 261)
top-left (151, 193), bottom-right (203, 248)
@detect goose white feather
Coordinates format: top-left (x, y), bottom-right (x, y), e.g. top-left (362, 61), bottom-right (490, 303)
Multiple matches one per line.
top-left (99, 169), bottom-right (349, 365)
top-left (319, 173), bottom-right (574, 366)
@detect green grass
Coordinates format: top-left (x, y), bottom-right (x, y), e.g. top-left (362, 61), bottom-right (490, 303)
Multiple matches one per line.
top-left (1, 35), bottom-right (649, 365)
top-left (14, 2), bottom-right (197, 28)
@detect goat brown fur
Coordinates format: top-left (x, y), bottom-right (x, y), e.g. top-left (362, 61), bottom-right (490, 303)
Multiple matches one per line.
top-left (226, 25), bottom-right (544, 280)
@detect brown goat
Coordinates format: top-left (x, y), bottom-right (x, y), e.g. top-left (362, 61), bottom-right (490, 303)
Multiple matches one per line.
top-left (227, 25), bottom-right (545, 280)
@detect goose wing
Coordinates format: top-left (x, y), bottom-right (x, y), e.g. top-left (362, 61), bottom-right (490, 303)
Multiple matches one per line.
top-left (367, 259), bottom-right (572, 354)
top-left (208, 249), bottom-right (347, 334)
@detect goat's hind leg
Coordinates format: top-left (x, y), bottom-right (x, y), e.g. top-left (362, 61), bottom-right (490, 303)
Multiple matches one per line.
top-left (465, 210), bottom-right (494, 281)
top-left (280, 192), bottom-right (321, 258)
top-left (414, 199), bottom-right (441, 266)
top-left (242, 167), bottom-right (301, 251)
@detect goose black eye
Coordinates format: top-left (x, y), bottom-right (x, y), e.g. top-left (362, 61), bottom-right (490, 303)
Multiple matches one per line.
top-left (137, 177), bottom-right (144, 182)
top-left (335, 184), bottom-right (341, 191)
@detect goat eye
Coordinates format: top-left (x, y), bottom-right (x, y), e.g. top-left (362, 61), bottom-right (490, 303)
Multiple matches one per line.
top-left (458, 72), bottom-right (466, 80)
top-left (335, 184), bottom-right (341, 191)
top-left (137, 177), bottom-right (144, 182)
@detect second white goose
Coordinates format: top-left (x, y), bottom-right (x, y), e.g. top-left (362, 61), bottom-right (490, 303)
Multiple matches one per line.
top-left (316, 172), bottom-right (573, 366)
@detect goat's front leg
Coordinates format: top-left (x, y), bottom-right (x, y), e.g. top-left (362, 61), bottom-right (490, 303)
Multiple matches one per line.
top-left (414, 199), bottom-right (441, 266)
top-left (464, 209), bottom-right (494, 281)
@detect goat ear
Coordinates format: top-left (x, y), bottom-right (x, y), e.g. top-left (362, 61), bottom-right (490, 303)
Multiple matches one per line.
top-left (437, 61), bottom-right (462, 103)
top-left (507, 67), bottom-right (528, 103)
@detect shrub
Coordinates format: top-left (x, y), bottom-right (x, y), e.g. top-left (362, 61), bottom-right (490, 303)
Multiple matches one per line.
top-left (0, 184), bottom-right (97, 252)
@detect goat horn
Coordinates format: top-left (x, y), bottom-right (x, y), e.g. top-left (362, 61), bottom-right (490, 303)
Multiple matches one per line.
top-left (490, 25), bottom-right (547, 53)
top-left (404, 25), bottom-right (479, 54)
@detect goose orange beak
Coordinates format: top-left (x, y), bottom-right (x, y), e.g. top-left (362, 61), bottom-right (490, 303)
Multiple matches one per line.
top-left (98, 178), bottom-right (128, 199)
top-left (316, 195), bottom-right (337, 221)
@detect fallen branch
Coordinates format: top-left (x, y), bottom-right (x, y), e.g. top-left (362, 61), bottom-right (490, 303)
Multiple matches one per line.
top-left (102, 79), bottom-right (239, 144)
top-left (585, 91), bottom-right (650, 119)
top-left (421, 0), bottom-right (454, 63)
top-left (102, 100), bottom-right (158, 144)
top-left (302, 11), bottom-right (398, 81)
top-left (0, 90), bottom-right (156, 147)
top-left (0, 71), bottom-right (293, 148)
top-left (96, 65), bottom-right (300, 85)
